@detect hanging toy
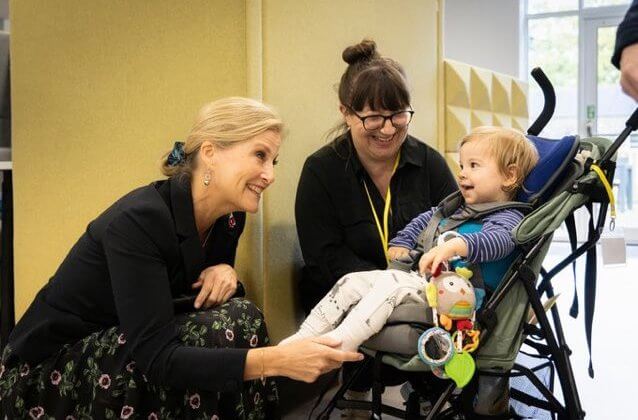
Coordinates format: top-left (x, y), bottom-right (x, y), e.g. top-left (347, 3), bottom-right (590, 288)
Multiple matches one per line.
top-left (417, 327), bottom-right (455, 367)
top-left (418, 260), bottom-right (481, 388)
top-left (429, 271), bottom-right (476, 331)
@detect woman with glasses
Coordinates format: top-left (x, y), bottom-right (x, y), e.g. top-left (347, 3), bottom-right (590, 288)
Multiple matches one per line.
top-left (296, 38), bottom-right (457, 318)
top-left (294, 39), bottom-right (457, 410)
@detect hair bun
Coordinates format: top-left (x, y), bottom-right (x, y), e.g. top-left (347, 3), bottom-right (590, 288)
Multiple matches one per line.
top-left (342, 39), bottom-right (379, 65)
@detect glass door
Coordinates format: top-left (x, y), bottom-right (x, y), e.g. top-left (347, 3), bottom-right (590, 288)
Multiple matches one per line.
top-left (582, 14), bottom-right (638, 243)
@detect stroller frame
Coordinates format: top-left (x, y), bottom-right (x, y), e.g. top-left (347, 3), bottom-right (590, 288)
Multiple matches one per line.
top-left (317, 68), bottom-right (638, 419)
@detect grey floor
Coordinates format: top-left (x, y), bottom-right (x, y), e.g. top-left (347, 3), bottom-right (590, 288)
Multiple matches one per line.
top-left (280, 242), bottom-right (638, 419)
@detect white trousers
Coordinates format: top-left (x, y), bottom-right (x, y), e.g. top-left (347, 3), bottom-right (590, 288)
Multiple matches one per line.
top-left (298, 269), bottom-right (427, 351)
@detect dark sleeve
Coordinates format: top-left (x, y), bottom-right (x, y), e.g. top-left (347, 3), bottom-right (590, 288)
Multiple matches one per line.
top-left (428, 147), bottom-right (458, 205)
top-left (295, 160), bottom-right (377, 290)
top-left (613, 0), bottom-right (638, 68)
top-left (103, 210), bottom-right (248, 393)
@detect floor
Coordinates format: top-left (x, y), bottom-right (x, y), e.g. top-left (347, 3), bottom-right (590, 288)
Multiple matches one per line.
top-left (280, 241), bottom-right (638, 419)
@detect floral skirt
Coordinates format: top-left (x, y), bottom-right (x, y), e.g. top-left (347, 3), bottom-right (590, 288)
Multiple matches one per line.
top-left (0, 298), bottom-right (279, 419)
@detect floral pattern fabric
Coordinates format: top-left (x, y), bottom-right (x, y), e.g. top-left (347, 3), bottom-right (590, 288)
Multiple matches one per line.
top-left (0, 298), bottom-right (279, 419)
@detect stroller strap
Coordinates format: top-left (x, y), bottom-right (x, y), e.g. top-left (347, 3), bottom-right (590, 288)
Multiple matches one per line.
top-left (415, 191), bottom-right (533, 253)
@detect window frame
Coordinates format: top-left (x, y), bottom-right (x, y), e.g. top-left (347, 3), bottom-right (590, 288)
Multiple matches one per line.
top-left (520, 0), bottom-right (630, 137)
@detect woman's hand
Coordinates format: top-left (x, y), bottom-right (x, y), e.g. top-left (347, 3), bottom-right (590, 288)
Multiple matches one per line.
top-left (387, 246), bottom-right (410, 261)
top-left (246, 336), bottom-right (364, 383)
top-left (192, 264), bottom-right (238, 309)
top-left (418, 238), bottom-right (468, 275)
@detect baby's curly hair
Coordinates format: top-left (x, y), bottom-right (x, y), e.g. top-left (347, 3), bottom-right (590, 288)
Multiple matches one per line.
top-left (460, 126), bottom-right (539, 196)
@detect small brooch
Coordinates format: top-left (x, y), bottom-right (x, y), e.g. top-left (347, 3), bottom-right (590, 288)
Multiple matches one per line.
top-left (228, 213), bottom-right (236, 229)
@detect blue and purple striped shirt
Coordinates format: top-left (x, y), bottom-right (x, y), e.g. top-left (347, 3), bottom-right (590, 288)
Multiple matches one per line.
top-left (388, 207), bottom-right (525, 263)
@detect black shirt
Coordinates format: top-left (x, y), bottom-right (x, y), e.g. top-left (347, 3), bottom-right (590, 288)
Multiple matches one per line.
top-left (295, 132), bottom-right (458, 311)
top-left (613, 0), bottom-right (638, 68)
top-left (7, 177), bottom-right (249, 392)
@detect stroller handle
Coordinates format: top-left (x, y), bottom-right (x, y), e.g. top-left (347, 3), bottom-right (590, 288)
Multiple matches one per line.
top-left (527, 67), bottom-right (556, 137)
top-left (598, 106), bottom-right (638, 165)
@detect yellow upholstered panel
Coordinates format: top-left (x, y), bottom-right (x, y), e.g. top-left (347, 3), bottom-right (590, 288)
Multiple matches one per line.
top-left (470, 68), bottom-right (492, 111)
top-left (11, 0), bottom-right (247, 318)
top-left (493, 113), bottom-right (513, 128)
top-left (260, 0), bottom-right (442, 342)
top-left (444, 61), bottom-right (471, 108)
top-left (443, 59), bottom-right (528, 155)
top-left (491, 74), bottom-right (511, 114)
top-left (511, 79), bottom-right (529, 117)
top-left (471, 110), bottom-right (493, 129)
top-left (446, 105), bottom-right (471, 151)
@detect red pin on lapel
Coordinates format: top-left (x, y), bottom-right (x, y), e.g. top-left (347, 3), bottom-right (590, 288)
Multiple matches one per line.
top-left (228, 213), bottom-right (236, 229)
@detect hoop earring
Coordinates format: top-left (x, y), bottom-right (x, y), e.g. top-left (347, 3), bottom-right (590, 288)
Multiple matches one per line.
top-left (203, 169), bottom-right (212, 186)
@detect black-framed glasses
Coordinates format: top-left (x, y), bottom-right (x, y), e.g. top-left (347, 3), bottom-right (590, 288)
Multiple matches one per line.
top-left (347, 106), bottom-right (415, 131)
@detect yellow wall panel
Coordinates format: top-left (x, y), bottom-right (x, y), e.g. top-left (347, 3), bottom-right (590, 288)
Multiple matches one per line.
top-left (444, 61), bottom-right (471, 108)
top-left (261, 0), bottom-right (442, 341)
top-left (491, 74), bottom-right (511, 114)
top-left (471, 110), bottom-right (493, 129)
top-left (10, 0), bottom-right (443, 344)
top-left (446, 105), bottom-right (471, 152)
top-left (469, 68), bottom-right (492, 111)
top-left (11, 0), bottom-right (247, 317)
top-left (511, 80), bottom-right (529, 117)
top-left (513, 117), bottom-right (529, 132)
top-left (443, 59), bottom-right (528, 155)
top-left (493, 113), bottom-right (512, 128)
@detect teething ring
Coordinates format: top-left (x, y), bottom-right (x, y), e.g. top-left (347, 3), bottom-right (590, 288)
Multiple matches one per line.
top-left (417, 327), bottom-right (455, 367)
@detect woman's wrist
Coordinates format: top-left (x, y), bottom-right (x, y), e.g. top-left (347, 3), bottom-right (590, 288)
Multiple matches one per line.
top-left (244, 346), bottom-right (284, 380)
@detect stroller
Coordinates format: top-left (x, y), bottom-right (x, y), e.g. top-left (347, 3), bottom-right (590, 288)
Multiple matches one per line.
top-left (315, 68), bottom-right (635, 420)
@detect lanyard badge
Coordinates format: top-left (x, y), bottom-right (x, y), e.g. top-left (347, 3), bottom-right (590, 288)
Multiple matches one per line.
top-left (363, 152), bottom-right (401, 261)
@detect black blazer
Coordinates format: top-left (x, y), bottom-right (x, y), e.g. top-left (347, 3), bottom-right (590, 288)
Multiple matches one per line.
top-left (7, 177), bottom-right (250, 392)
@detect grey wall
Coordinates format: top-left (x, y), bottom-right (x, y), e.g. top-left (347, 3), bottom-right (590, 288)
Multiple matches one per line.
top-left (443, 0), bottom-right (520, 77)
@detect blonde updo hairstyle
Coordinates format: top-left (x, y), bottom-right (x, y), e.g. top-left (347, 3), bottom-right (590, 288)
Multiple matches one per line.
top-left (459, 126), bottom-right (539, 197)
top-left (161, 97), bottom-right (283, 178)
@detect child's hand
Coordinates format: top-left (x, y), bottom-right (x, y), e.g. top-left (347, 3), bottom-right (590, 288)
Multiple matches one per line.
top-left (418, 238), bottom-right (468, 275)
top-left (387, 246), bottom-right (411, 261)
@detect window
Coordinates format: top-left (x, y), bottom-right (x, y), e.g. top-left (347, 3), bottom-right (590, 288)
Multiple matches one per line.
top-left (523, 0), bottom-right (638, 243)
top-left (522, 0), bottom-right (631, 138)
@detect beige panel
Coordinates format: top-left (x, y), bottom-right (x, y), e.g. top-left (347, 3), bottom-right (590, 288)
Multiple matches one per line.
top-left (469, 68), bottom-right (492, 111)
top-left (445, 152), bottom-right (460, 177)
top-left (471, 110), bottom-right (493, 129)
top-left (493, 113), bottom-right (512, 128)
top-left (11, 0), bottom-right (247, 317)
top-left (491, 74), bottom-right (511, 114)
top-left (235, 0), bottom-right (265, 309)
top-left (513, 117), bottom-right (529, 132)
top-left (443, 59), bottom-right (529, 155)
top-left (444, 61), bottom-right (470, 108)
top-left (446, 105), bottom-right (471, 151)
top-left (261, 0), bottom-right (442, 341)
top-left (511, 79), bottom-right (529, 117)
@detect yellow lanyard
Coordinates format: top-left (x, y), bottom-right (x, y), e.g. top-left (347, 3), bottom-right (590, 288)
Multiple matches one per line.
top-left (363, 152), bottom-right (401, 261)
top-left (590, 164), bottom-right (616, 230)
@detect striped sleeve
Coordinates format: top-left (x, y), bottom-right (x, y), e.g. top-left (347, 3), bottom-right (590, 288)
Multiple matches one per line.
top-left (462, 208), bottom-right (525, 263)
top-left (389, 208), bottom-right (436, 249)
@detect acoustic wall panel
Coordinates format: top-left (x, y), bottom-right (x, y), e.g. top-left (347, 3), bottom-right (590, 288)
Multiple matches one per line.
top-left (443, 59), bottom-right (529, 173)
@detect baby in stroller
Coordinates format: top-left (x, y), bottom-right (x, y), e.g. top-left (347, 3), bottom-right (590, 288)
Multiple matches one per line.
top-left (281, 126), bottom-right (539, 353)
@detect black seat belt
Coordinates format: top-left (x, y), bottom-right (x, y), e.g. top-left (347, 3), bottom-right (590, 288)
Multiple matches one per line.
top-left (584, 203), bottom-right (597, 378)
top-left (564, 213), bottom-right (579, 319)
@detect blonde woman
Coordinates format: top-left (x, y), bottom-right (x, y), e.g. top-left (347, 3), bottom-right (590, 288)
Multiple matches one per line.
top-left (0, 97), bottom-right (362, 419)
